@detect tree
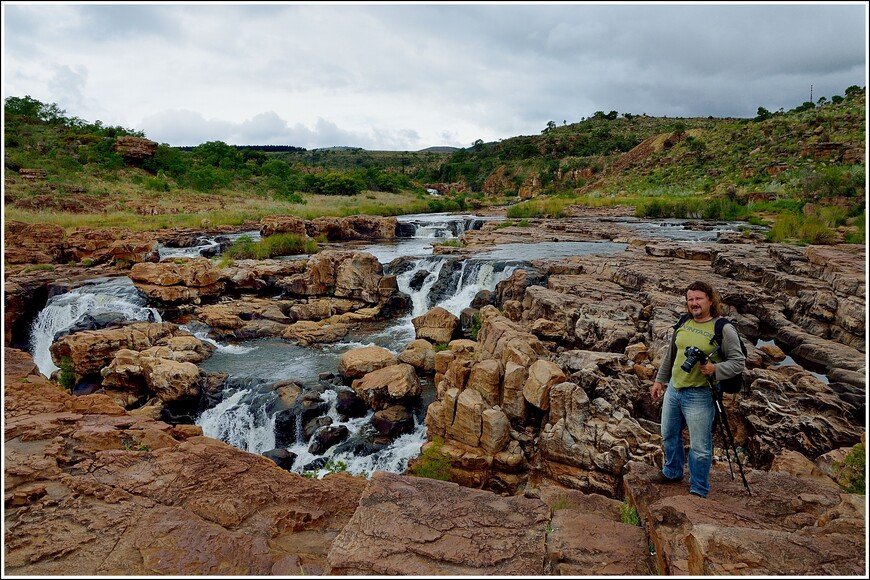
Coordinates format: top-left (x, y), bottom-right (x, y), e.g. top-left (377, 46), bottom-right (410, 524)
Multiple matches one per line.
top-left (4, 95), bottom-right (67, 123)
top-left (754, 106), bottom-right (773, 122)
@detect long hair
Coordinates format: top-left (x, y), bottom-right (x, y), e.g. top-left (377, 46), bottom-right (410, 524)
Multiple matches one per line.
top-left (685, 280), bottom-right (721, 318)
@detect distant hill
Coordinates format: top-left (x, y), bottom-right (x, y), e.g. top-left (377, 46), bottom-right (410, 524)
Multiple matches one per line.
top-left (418, 146), bottom-right (460, 154)
top-left (3, 87), bottom-right (865, 245)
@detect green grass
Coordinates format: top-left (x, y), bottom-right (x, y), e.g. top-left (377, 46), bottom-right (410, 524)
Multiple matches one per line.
top-left (224, 233), bottom-right (318, 259)
top-left (833, 442), bottom-right (865, 494)
top-left (58, 356), bottom-right (75, 391)
top-left (505, 197), bottom-right (571, 218)
top-left (410, 436), bottom-right (452, 481)
top-left (619, 499), bottom-right (641, 526)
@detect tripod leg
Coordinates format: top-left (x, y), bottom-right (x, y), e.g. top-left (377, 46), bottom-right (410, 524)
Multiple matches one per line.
top-left (714, 409), bottom-right (735, 479)
top-left (718, 404), bottom-right (753, 496)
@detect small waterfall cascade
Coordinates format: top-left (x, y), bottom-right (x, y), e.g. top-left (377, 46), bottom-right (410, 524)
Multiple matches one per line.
top-left (396, 213), bottom-right (490, 239)
top-left (157, 230), bottom-right (261, 260)
top-left (197, 379), bottom-right (278, 453)
top-left (29, 277), bottom-right (161, 378)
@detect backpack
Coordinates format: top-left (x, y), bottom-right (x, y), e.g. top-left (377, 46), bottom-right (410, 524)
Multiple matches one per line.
top-left (673, 314), bottom-right (748, 394)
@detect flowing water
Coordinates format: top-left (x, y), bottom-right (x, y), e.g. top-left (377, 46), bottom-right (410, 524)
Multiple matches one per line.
top-left (29, 276), bottom-right (162, 378)
top-left (27, 214), bottom-right (753, 478)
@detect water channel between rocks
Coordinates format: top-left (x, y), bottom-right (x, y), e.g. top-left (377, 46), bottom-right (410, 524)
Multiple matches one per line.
top-left (29, 213), bottom-right (753, 478)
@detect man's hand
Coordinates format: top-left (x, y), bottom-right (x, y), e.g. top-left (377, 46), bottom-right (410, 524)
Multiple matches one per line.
top-left (700, 361), bottom-right (716, 376)
top-left (651, 381), bottom-right (665, 400)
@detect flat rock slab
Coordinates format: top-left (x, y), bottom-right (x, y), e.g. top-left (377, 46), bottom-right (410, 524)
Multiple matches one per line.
top-left (624, 461), bottom-right (866, 576)
top-left (327, 470), bottom-right (551, 575)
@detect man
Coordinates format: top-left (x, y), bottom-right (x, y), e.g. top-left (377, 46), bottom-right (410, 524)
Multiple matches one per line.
top-left (649, 280), bottom-right (746, 498)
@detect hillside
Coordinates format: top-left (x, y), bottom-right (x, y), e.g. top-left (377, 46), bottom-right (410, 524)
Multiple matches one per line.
top-left (3, 88), bottom-right (866, 243)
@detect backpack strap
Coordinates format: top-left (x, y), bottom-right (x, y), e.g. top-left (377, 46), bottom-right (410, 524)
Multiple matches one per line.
top-left (713, 317), bottom-right (729, 347)
top-left (712, 317), bottom-right (748, 355)
top-left (673, 313), bottom-right (691, 330)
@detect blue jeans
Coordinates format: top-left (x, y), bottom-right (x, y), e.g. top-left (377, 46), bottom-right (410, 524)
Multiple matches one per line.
top-left (660, 381), bottom-right (715, 496)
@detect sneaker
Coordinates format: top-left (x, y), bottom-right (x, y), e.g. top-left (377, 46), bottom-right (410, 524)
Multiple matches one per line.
top-left (650, 471), bottom-right (683, 484)
top-left (689, 491), bottom-right (707, 498)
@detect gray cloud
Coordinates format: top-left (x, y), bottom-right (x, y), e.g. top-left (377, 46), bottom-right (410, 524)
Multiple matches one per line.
top-left (2, 2), bottom-right (866, 150)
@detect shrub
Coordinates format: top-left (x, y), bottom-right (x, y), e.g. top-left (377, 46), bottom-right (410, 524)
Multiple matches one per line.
top-left (410, 436), bottom-right (452, 481)
top-left (224, 233), bottom-right (318, 259)
top-left (766, 212), bottom-right (839, 245)
top-left (619, 499), bottom-right (641, 526)
top-left (469, 312), bottom-right (482, 341)
top-left (833, 442), bottom-right (865, 494)
top-left (58, 356), bottom-right (76, 391)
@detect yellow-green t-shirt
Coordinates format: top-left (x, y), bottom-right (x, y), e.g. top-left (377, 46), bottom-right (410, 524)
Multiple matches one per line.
top-left (672, 319), bottom-right (721, 388)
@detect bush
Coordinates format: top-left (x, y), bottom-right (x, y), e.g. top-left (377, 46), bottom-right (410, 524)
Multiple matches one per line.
top-left (619, 499), bottom-right (641, 526)
top-left (833, 442), bottom-right (865, 494)
top-left (766, 212), bottom-right (839, 245)
top-left (224, 233), bottom-right (318, 259)
top-left (410, 436), bottom-right (452, 481)
top-left (58, 356), bottom-right (76, 391)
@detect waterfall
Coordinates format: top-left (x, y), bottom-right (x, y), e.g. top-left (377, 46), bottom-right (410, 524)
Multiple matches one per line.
top-left (29, 277), bottom-right (161, 378)
top-left (198, 385), bottom-right (277, 454)
top-left (157, 230), bottom-right (261, 260)
top-left (396, 256), bottom-right (518, 318)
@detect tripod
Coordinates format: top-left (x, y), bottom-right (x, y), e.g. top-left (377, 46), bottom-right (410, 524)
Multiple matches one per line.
top-left (707, 376), bottom-right (752, 495)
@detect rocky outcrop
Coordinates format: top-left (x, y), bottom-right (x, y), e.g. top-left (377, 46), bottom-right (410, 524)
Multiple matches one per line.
top-left (127, 251), bottom-right (409, 343)
top-left (624, 461), bottom-right (865, 575)
top-left (3, 348), bottom-right (366, 576)
top-left (111, 136), bottom-right (158, 160)
top-left (3, 221), bottom-right (65, 265)
top-left (64, 227), bottom-right (159, 266)
top-left (130, 257), bottom-right (225, 305)
top-left (11, 340), bottom-right (857, 577)
top-left (307, 215), bottom-right (398, 241)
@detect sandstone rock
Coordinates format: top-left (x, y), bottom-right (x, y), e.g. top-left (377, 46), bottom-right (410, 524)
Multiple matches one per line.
top-left (130, 257), bottom-right (224, 305)
top-left (111, 136), bottom-right (158, 160)
top-left (411, 306), bottom-right (459, 344)
top-left (467, 358), bottom-right (502, 406)
top-left (338, 345), bottom-right (398, 380)
top-left (351, 363), bottom-right (421, 410)
top-left (49, 322), bottom-right (208, 383)
top-left (260, 215), bottom-right (308, 238)
top-left (326, 471), bottom-right (550, 575)
top-left (397, 338), bottom-right (435, 374)
top-left (3, 221), bottom-right (65, 264)
top-left (522, 359), bottom-right (566, 411)
top-left (307, 215), bottom-right (398, 241)
top-left (624, 460), bottom-right (865, 576)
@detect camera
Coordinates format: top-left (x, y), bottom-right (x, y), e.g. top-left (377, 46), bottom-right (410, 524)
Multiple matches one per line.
top-left (681, 346), bottom-right (707, 372)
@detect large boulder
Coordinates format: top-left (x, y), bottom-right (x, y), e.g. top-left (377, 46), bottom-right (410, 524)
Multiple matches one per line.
top-left (130, 258), bottom-right (224, 305)
top-left (338, 346), bottom-right (398, 381)
top-left (351, 363), bottom-right (421, 410)
top-left (411, 306), bottom-right (459, 344)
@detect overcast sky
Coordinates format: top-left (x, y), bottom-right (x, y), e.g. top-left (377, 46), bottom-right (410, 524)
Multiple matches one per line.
top-left (2, 2), bottom-right (867, 151)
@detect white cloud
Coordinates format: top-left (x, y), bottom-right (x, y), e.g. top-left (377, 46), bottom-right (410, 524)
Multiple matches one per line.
top-left (2, 2), bottom-right (866, 149)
